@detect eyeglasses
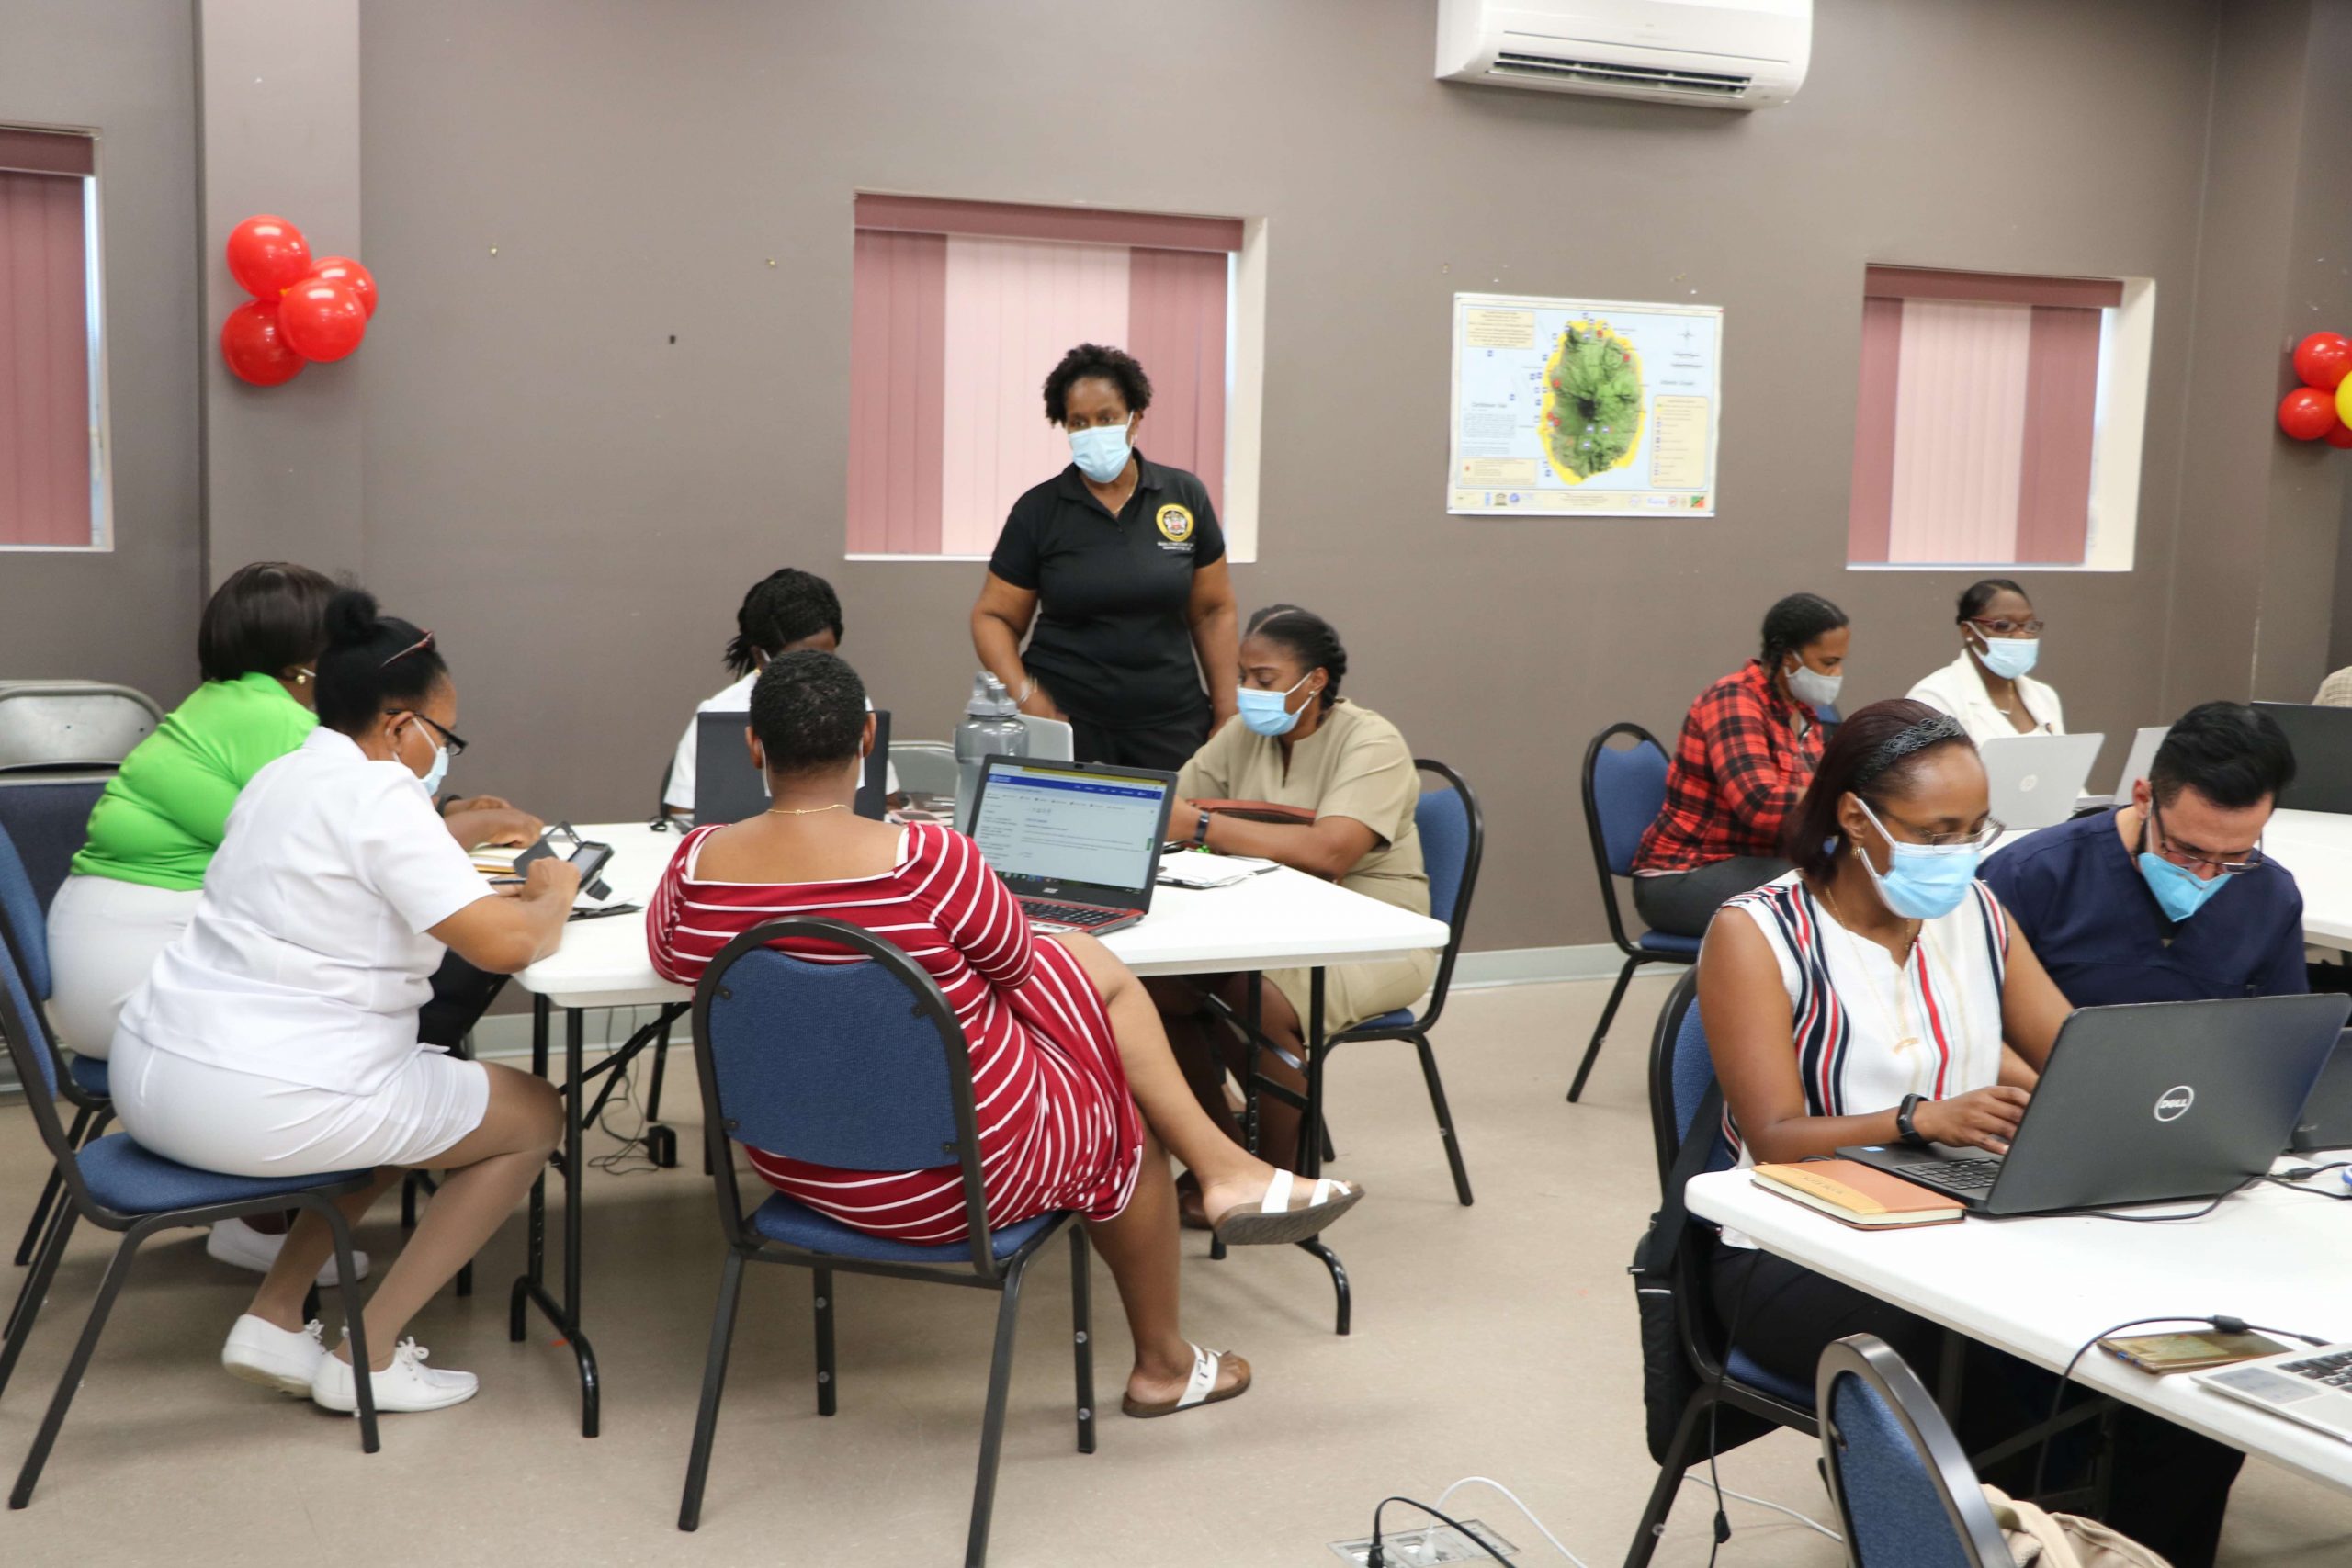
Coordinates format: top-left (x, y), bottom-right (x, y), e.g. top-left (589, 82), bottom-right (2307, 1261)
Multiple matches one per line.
top-left (2148, 801), bottom-right (2264, 875)
top-left (379, 629), bottom-right (436, 668)
top-left (1862, 797), bottom-right (2007, 852)
top-left (390, 710), bottom-right (468, 759)
top-left (1965, 616), bottom-right (2045, 637)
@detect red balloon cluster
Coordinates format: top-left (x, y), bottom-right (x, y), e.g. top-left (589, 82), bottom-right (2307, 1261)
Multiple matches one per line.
top-left (2279, 332), bottom-right (2352, 447)
top-left (218, 216), bottom-right (379, 388)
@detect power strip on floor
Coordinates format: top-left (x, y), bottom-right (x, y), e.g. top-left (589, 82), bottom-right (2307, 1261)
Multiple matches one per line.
top-left (1328, 1519), bottom-right (1518, 1564)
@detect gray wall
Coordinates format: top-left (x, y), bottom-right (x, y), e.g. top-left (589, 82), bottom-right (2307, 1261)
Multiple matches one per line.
top-left (0, 0), bottom-right (201, 702)
top-left (353, 0), bottom-right (2229, 947)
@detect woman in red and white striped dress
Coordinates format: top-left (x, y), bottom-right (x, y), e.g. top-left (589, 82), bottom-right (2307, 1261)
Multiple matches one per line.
top-left (649, 651), bottom-right (1363, 1418)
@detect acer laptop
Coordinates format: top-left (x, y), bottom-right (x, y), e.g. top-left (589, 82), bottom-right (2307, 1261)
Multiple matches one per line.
top-left (967, 758), bottom-right (1177, 934)
top-left (1841, 994), bottom-right (2349, 1216)
top-left (694, 709), bottom-right (891, 826)
top-left (1976, 732), bottom-right (2107, 830)
top-left (2252, 703), bottom-right (2352, 815)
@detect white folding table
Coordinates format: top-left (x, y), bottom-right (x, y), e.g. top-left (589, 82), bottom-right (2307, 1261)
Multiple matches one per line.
top-left (1684, 1168), bottom-right (2352, 1496)
top-left (506, 822), bottom-right (1451, 1436)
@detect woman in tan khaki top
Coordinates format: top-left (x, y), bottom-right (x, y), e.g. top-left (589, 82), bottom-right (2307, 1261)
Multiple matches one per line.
top-left (1150, 604), bottom-right (1433, 1189)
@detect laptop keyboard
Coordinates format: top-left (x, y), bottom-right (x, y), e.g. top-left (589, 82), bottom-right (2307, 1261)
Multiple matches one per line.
top-left (2280, 1350), bottom-right (2352, 1386)
top-left (1911, 1157), bottom-right (2003, 1191)
top-left (1019, 900), bottom-right (1125, 930)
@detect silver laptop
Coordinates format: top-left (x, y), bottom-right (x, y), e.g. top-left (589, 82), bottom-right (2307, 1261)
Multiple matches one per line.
top-left (2079, 725), bottom-right (2168, 808)
top-left (1016, 713), bottom-right (1075, 761)
top-left (2199, 1346), bottom-right (2352, 1442)
top-left (1977, 732), bottom-right (2106, 829)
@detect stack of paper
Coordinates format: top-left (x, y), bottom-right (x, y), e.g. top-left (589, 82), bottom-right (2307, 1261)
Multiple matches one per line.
top-left (1158, 852), bottom-right (1279, 889)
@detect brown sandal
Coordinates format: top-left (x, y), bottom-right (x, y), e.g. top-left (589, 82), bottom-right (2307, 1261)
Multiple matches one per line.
top-left (1121, 1345), bottom-right (1250, 1418)
top-left (1209, 1170), bottom-right (1364, 1247)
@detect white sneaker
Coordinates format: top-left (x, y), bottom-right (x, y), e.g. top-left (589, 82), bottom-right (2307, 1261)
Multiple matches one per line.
top-left (206, 1215), bottom-right (370, 1287)
top-left (221, 1314), bottom-right (328, 1396)
top-left (311, 1338), bottom-right (479, 1414)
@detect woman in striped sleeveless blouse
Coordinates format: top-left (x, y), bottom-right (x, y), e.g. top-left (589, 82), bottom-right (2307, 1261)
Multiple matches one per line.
top-left (649, 651), bottom-right (1363, 1419)
top-left (1697, 701), bottom-right (2241, 1565)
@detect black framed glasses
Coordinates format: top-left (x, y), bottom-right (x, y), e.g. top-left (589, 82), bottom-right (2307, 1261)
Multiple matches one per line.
top-left (390, 710), bottom-right (469, 760)
top-left (2148, 801), bottom-right (2264, 875)
top-left (1965, 615), bottom-right (2045, 637)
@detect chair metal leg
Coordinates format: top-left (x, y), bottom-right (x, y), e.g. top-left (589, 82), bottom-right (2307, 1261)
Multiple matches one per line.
top-left (0, 1204), bottom-right (78, 1400)
top-left (1410, 1032), bottom-right (1475, 1206)
top-left (813, 1267), bottom-right (837, 1416)
top-left (311, 1198), bottom-right (379, 1456)
top-left (645, 1018), bottom-right (673, 1122)
top-left (13, 1107), bottom-right (86, 1267)
top-left (1623, 1389), bottom-right (1713, 1568)
top-left (1069, 1227), bottom-right (1095, 1455)
top-left (1570, 954), bottom-right (1643, 1102)
top-left (400, 1171), bottom-right (419, 1229)
top-left (678, 1250), bottom-right (747, 1533)
top-left (6, 1193), bottom-right (74, 1349)
top-left (10, 1227), bottom-right (140, 1507)
top-left (965, 1261), bottom-right (1030, 1568)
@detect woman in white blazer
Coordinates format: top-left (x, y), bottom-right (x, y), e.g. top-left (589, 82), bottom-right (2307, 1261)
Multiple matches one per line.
top-left (1906, 578), bottom-right (2064, 745)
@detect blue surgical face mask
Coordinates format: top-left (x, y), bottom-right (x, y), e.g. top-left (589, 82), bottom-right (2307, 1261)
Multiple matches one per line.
top-left (1068, 419), bottom-right (1134, 485)
top-left (1971, 629), bottom-right (2041, 682)
top-left (1238, 672), bottom-right (1313, 737)
top-left (1852, 796), bottom-right (1980, 920)
top-left (401, 717), bottom-right (450, 796)
top-left (2136, 810), bottom-right (2235, 922)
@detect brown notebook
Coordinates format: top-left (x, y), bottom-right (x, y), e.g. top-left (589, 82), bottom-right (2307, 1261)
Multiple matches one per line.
top-left (1751, 1160), bottom-right (1966, 1230)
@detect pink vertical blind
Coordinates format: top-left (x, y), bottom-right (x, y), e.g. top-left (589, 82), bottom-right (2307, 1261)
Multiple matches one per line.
top-left (846, 196), bottom-right (1240, 557)
top-left (0, 130), bottom-right (96, 548)
top-left (1847, 266), bottom-right (2119, 567)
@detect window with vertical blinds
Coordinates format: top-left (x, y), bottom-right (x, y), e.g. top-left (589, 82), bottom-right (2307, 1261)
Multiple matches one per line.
top-left (847, 195), bottom-right (1240, 558)
top-left (1847, 265), bottom-right (2121, 568)
top-left (0, 126), bottom-right (104, 550)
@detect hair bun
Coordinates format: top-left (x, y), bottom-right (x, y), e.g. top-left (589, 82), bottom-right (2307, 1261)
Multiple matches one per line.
top-left (322, 587), bottom-right (383, 649)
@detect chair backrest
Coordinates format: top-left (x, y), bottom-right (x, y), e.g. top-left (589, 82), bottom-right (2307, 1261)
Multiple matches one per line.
top-left (1409, 759), bottom-right (1483, 1031)
top-left (888, 741), bottom-right (959, 798)
top-left (1582, 723), bottom-right (1668, 953)
top-left (0, 823), bottom-right (60, 1095)
top-left (0, 778), bottom-right (105, 914)
top-left (1820, 1336), bottom-right (2017, 1568)
top-left (1647, 967), bottom-right (1730, 1191)
top-left (689, 915), bottom-right (1001, 1275)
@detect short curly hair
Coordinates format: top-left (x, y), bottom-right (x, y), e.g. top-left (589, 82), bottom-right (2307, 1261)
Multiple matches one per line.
top-left (1042, 343), bottom-right (1152, 425)
top-left (749, 649), bottom-right (867, 779)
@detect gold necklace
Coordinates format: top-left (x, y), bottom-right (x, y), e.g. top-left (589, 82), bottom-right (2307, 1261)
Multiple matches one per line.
top-left (764, 803), bottom-right (849, 817)
top-left (1814, 880), bottom-right (1925, 1055)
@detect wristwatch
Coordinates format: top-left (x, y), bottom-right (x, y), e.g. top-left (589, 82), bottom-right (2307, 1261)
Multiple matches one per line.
top-left (1193, 809), bottom-right (1213, 848)
top-left (1895, 1093), bottom-right (1931, 1148)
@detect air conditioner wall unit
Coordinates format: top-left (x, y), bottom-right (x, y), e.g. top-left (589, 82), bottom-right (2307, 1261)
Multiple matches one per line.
top-left (1436, 0), bottom-right (1812, 110)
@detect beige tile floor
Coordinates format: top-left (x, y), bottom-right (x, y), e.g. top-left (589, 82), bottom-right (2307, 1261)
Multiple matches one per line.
top-left (0, 974), bottom-right (2346, 1567)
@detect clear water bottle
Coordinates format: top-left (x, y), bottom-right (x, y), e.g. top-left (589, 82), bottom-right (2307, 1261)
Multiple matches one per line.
top-left (954, 672), bottom-right (1029, 831)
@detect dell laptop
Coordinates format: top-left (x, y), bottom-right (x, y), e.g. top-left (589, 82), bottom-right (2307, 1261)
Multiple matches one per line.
top-left (966, 758), bottom-right (1177, 934)
top-left (2252, 703), bottom-right (2352, 815)
top-left (694, 708), bottom-right (892, 826)
top-left (2291, 1029), bottom-right (2352, 1153)
top-left (1976, 732), bottom-right (2107, 830)
top-left (1841, 993), bottom-right (2350, 1216)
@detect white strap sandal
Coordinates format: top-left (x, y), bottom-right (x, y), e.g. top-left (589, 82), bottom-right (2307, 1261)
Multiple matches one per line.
top-left (1120, 1343), bottom-right (1252, 1418)
top-left (1209, 1168), bottom-right (1366, 1247)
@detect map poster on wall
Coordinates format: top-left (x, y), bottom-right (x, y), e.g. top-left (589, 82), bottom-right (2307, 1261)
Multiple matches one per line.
top-left (1447, 292), bottom-right (1724, 518)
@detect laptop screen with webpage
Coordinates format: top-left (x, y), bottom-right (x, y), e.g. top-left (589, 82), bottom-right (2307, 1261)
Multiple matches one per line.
top-left (969, 761), bottom-right (1173, 902)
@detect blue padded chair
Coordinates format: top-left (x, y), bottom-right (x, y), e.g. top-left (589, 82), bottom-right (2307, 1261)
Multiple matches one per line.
top-left (0, 780), bottom-right (105, 916)
top-left (1624, 968), bottom-right (1820, 1568)
top-left (677, 917), bottom-right (1093, 1567)
top-left (0, 822), bottom-right (110, 1308)
top-left (1572, 724), bottom-right (1700, 1102)
top-left (0, 908), bottom-right (379, 1506)
top-left (1308, 759), bottom-right (1482, 1207)
top-left (1820, 1334), bottom-right (2017, 1568)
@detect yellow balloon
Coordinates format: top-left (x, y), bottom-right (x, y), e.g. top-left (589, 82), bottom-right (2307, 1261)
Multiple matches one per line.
top-left (2335, 375), bottom-right (2352, 428)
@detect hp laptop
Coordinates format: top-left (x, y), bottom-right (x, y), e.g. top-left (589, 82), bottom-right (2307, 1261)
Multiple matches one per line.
top-left (967, 758), bottom-right (1177, 934)
top-left (2290, 1030), bottom-right (2352, 1153)
top-left (694, 709), bottom-right (892, 826)
top-left (2252, 703), bottom-right (2352, 814)
top-left (1841, 994), bottom-right (2350, 1216)
top-left (2097, 725), bottom-right (2170, 806)
top-left (2199, 1344), bottom-right (2352, 1443)
top-left (1976, 732), bottom-right (2107, 830)
top-left (1016, 712), bottom-right (1075, 761)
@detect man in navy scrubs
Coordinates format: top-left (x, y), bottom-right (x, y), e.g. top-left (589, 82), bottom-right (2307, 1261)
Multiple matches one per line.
top-left (1984, 701), bottom-right (2306, 1007)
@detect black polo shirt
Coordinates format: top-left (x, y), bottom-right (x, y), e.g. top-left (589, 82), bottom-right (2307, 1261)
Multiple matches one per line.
top-left (989, 452), bottom-right (1225, 730)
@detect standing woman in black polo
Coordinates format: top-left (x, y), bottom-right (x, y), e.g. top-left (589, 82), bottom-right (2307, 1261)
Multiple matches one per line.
top-left (970, 343), bottom-right (1239, 768)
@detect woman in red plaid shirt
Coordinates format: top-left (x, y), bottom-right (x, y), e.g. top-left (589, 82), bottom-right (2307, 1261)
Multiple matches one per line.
top-left (1632, 592), bottom-right (1849, 938)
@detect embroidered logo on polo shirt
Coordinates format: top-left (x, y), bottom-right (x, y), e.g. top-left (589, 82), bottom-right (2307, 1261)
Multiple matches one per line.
top-left (1155, 504), bottom-right (1195, 546)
